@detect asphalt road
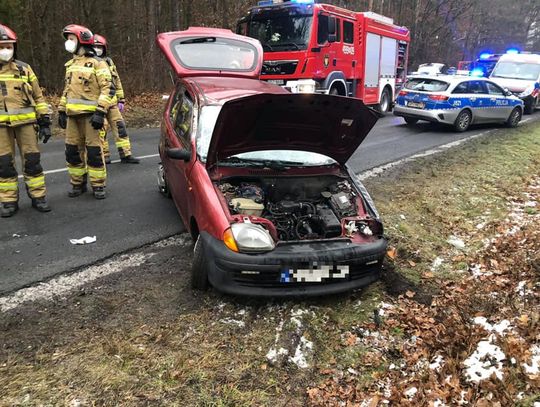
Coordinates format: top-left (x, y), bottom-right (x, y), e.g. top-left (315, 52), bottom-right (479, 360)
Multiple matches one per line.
top-left (0, 114), bottom-right (537, 294)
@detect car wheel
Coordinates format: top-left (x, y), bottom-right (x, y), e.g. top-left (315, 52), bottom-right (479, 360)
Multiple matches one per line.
top-left (506, 107), bottom-right (522, 128)
top-left (191, 235), bottom-right (209, 290)
top-left (157, 163), bottom-right (171, 198)
top-left (404, 117), bottom-right (418, 125)
top-left (454, 110), bottom-right (472, 132)
top-left (377, 88), bottom-right (391, 113)
top-left (329, 86), bottom-right (340, 96)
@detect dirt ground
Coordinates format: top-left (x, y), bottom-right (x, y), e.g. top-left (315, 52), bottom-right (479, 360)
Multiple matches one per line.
top-left (1, 122), bottom-right (539, 406)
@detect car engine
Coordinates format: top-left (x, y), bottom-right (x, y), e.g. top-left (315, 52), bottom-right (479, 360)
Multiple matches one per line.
top-left (218, 178), bottom-right (358, 241)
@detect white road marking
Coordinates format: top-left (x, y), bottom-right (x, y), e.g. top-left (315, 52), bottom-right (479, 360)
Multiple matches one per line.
top-left (0, 234), bottom-right (190, 313)
top-left (17, 153), bottom-right (160, 179)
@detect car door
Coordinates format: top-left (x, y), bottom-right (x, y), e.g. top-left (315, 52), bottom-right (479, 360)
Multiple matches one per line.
top-left (485, 80), bottom-right (512, 122)
top-left (164, 84), bottom-right (195, 222)
top-left (466, 80), bottom-right (491, 123)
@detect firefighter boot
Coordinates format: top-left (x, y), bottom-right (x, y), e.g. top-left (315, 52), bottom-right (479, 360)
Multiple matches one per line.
top-left (1, 202), bottom-right (18, 218)
top-left (120, 155), bottom-right (140, 164)
top-left (31, 197), bottom-right (51, 212)
top-left (93, 187), bottom-right (106, 200)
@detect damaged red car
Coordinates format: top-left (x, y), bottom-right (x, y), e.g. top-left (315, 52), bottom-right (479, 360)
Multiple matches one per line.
top-left (156, 27), bottom-right (387, 296)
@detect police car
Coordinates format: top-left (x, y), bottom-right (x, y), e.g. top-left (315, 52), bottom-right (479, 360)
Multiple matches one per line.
top-left (394, 75), bottom-right (523, 131)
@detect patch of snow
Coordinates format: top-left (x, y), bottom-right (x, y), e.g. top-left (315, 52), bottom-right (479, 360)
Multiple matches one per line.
top-left (433, 400), bottom-right (447, 407)
top-left (400, 214), bottom-right (406, 220)
top-left (522, 345), bottom-right (540, 375)
top-left (429, 355), bottom-right (445, 371)
top-left (463, 338), bottom-right (506, 383)
top-left (289, 336), bottom-right (313, 369)
top-left (524, 201), bottom-right (537, 207)
top-left (219, 318), bottom-right (245, 328)
top-left (404, 387), bottom-right (417, 399)
top-left (266, 347), bottom-right (289, 363)
top-left (472, 317), bottom-right (512, 336)
top-left (447, 236), bottom-right (466, 249)
top-left (476, 222), bottom-right (486, 230)
top-left (152, 234), bottom-right (191, 248)
top-left (431, 257), bottom-right (444, 271)
top-left (347, 367), bottom-right (358, 375)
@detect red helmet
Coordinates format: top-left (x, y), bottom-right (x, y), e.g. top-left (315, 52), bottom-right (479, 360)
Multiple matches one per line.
top-left (94, 34), bottom-right (108, 50)
top-left (62, 24), bottom-right (94, 45)
top-left (0, 24), bottom-right (17, 43)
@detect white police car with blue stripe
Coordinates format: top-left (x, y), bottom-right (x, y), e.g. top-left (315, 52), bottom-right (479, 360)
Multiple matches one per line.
top-left (394, 75), bottom-right (523, 132)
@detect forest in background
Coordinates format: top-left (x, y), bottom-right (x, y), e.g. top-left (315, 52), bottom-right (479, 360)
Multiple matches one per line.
top-left (0, 0), bottom-right (539, 95)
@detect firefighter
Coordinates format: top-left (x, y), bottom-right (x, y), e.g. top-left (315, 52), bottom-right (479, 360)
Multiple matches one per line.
top-left (93, 34), bottom-right (139, 164)
top-left (58, 24), bottom-right (115, 199)
top-left (0, 24), bottom-right (51, 218)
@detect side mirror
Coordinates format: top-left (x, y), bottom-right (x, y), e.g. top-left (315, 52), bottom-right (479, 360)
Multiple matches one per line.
top-left (166, 147), bottom-right (191, 161)
top-left (328, 16), bottom-right (336, 35)
top-left (504, 88), bottom-right (512, 96)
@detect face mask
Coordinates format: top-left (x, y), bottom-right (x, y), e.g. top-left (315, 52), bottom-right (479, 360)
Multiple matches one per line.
top-left (0, 48), bottom-right (14, 62)
top-left (65, 39), bottom-right (77, 53)
top-left (94, 47), bottom-right (104, 57)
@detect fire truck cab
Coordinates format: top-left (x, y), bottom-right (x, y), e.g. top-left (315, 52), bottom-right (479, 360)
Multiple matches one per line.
top-left (237, 0), bottom-right (410, 111)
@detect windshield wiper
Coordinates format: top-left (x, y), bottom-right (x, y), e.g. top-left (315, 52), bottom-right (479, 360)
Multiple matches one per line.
top-left (274, 42), bottom-right (301, 50)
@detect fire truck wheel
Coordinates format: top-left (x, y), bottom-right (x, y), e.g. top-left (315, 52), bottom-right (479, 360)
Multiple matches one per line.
top-left (378, 88), bottom-right (392, 113)
top-left (329, 86), bottom-right (341, 96)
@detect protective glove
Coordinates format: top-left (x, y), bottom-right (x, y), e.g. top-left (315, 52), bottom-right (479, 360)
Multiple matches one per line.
top-left (118, 101), bottom-right (125, 113)
top-left (37, 115), bottom-right (52, 143)
top-left (90, 110), bottom-right (106, 130)
top-left (58, 111), bottom-right (67, 129)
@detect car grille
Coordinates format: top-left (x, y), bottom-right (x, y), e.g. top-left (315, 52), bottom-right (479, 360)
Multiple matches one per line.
top-left (261, 60), bottom-right (298, 76)
top-left (231, 261), bottom-right (381, 288)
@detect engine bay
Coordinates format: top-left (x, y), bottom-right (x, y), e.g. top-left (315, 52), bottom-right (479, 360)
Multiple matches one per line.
top-left (217, 176), bottom-right (369, 242)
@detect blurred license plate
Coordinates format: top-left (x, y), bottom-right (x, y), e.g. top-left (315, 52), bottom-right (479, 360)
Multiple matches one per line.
top-left (280, 263), bottom-right (349, 283)
top-left (267, 79), bottom-right (285, 86)
top-left (407, 101), bottom-right (425, 109)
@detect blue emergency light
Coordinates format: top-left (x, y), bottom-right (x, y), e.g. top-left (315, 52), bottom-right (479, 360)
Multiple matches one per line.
top-left (470, 68), bottom-right (485, 77)
top-left (479, 53), bottom-right (491, 60)
top-left (506, 48), bottom-right (519, 55)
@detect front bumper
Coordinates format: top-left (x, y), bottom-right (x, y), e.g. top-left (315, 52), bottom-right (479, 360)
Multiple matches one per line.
top-left (201, 232), bottom-right (387, 297)
top-left (393, 105), bottom-right (459, 125)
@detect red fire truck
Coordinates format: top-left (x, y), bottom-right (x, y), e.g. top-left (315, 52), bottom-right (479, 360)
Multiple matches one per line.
top-left (237, 0), bottom-right (410, 112)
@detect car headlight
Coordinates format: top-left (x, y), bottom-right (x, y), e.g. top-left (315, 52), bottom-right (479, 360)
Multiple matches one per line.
top-left (225, 223), bottom-right (275, 253)
top-left (519, 85), bottom-right (534, 98)
top-left (297, 79), bottom-right (317, 94)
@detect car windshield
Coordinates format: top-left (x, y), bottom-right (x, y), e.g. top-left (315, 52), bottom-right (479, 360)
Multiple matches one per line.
top-left (404, 78), bottom-right (450, 92)
top-left (247, 8), bottom-right (313, 51)
top-left (172, 37), bottom-right (258, 71)
top-left (491, 62), bottom-right (540, 80)
top-left (196, 105), bottom-right (336, 167)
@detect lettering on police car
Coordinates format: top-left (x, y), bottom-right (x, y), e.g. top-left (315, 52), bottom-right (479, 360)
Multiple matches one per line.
top-left (496, 99), bottom-right (509, 106)
top-left (342, 45), bottom-right (355, 55)
top-left (452, 100), bottom-right (462, 107)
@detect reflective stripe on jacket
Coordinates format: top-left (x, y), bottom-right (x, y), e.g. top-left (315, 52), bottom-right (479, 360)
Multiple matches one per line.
top-left (0, 60), bottom-right (49, 127)
top-left (58, 55), bottom-right (115, 116)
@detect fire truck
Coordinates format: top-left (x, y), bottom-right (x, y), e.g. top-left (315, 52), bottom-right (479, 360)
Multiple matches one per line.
top-left (237, 0), bottom-right (410, 112)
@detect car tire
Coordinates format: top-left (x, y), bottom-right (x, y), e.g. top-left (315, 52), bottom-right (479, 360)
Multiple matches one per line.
top-left (377, 88), bottom-right (391, 113)
top-left (454, 109), bottom-right (472, 132)
top-left (506, 107), bottom-right (522, 128)
top-left (157, 163), bottom-right (171, 198)
top-left (404, 117), bottom-right (418, 125)
top-left (329, 86), bottom-right (340, 96)
top-left (191, 235), bottom-right (209, 290)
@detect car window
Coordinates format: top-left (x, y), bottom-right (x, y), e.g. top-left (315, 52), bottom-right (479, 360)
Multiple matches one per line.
top-left (468, 80), bottom-right (487, 94)
top-left (170, 90), bottom-right (194, 146)
top-left (452, 82), bottom-right (469, 94)
top-left (318, 14), bottom-right (329, 45)
top-left (343, 20), bottom-right (354, 44)
top-left (485, 81), bottom-right (504, 96)
top-left (335, 18), bottom-right (341, 42)
top-left (404, 78), bottom-right (449, 92)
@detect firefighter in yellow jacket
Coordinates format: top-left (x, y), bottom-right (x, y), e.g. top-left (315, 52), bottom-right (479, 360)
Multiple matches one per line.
top-left (58, 25), bottom-right (115, 199)
top-left (93, 34), bottom-right (139, 164)
top-left (0, 24), bottom-right (51, 218)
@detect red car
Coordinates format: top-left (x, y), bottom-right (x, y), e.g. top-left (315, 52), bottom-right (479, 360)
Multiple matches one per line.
top-left (156, 27), bottom-right (387, 297)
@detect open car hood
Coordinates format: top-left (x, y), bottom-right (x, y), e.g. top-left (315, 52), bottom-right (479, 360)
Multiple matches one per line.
top-left (206, 93), bottom-right (378, 168)
top-left (156, 27), bottom-right (263, 79)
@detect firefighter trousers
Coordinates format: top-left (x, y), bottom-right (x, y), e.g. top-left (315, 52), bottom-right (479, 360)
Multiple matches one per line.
top-left (0, 124), bottom-right (46, 203)
top-left (65, 114), bottom-right (106, 188)
top-left (102, 105), bottom-right (131, 159)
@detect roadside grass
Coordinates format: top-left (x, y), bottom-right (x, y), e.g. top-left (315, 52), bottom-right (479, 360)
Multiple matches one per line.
top-left (1, 122), bottom-right (540, 406)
